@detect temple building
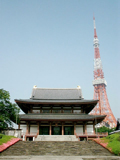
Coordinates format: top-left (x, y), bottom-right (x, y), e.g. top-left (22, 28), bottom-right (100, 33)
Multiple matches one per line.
top-left (15, 85), bottom-right (106, 140)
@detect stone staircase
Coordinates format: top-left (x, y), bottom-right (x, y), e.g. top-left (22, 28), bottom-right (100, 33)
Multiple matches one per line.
top-left (0, 141), bottom-right (113, 156)
top-left (35, 135), bottom-right (79, 141)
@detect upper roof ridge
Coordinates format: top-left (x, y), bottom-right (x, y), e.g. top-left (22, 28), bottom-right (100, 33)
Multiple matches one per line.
top-left (35, 88), bottom-right (80, 90)
top-left (33, 85), bottom-right (81, 90)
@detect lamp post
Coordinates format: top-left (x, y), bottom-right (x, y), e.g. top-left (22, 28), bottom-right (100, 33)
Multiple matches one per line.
top-left (16, 110), bottom-right (19, 127)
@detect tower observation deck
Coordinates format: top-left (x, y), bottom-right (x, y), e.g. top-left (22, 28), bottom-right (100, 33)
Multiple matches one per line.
top-left (90, 17), bottom-right (116, 128)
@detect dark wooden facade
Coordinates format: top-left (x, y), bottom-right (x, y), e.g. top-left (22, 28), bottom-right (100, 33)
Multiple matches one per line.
top-left (15, 87), bottom-right (106, 140)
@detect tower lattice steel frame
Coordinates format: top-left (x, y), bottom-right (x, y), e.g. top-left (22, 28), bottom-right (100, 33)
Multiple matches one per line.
top-left (90, 17), bottom-right (116, 128)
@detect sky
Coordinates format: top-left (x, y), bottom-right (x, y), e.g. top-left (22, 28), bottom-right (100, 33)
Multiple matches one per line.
top-left (0, 0), bottom-right (120, 120)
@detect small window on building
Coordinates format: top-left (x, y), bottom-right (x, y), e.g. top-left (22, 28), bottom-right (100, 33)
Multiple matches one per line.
top-left (52, 110), bottom-right (61, 113)
top-left (33, 110), bottom-right (40, 113)
top-left (42, 110), bottom-right (50, 113)
top-left (73, 110), bottom-right (81, 113)
top-left (64, 110), bottom-right (71, 113)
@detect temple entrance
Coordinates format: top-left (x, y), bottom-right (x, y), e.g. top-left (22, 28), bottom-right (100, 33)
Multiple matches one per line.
top-left (39, 126), bottom-right (49, 135)
top-left (52, 126), bottom-right (61, 135)
top-left (64, 126), bottom-right (74, 135)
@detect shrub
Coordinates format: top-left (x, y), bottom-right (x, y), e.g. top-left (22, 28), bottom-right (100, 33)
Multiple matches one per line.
top-left (101, 133), bottom-right (120, 156)
top-left (95, 126), bottom-right (116, 134)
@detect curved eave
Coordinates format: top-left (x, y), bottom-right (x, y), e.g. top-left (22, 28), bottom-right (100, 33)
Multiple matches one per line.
top-left (19, 114), bottom-right (106, 124)
top-left (15, 99), bottom-right (98, 114)
top-left (95, 115), bottom-right (106, 123)
top-left (15, 99), bottom-right (98, 104)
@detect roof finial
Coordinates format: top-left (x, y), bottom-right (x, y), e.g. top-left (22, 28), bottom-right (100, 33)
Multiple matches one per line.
top-left (77, 85), bottom-right (81, 89)
top-left (33, 85), bottom-right (37, 88)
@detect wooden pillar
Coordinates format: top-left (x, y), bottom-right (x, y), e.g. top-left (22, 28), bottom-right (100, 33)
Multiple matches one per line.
top-left (25, 136), bottom-right (27, 141)
top-left (74, 123), bottom-right (76, 135)
top-left (25, 122), bottom-right (30, 141)
top-left (72, 106), bottom-right (73, 113)
top-left (26, 122), bottom-right (29, 134)
top-left (40, 106), bottom-right (42, 113)
top-left (29, 123), bottom-right (30, 134)
top-left (83, 123), bottom-right (85, 134)
top-left (37, 122), bottom-right (40, 135)
top-left (81, 107), bottom-right (83, 113)
top-left (50, 122), bottom-right (52, 135)
top-left (62, 123), bottom-right (64, 135)
top-left (61, 106), bottom-right (63, 113)
top-left (83, 122), bottom-right (87, 134)
top-left (85, 123), bottom-right (87, 134)
top-left (18, 123), bottom-right (20, 129)
top-left (93, 120), bottom-right (95, 134)
top-left (50, 106), bottom-right (52, 113)
top-left (62, 105), bottom-right (64, 113)
top-left (26, 122), bottom-right (30, 134)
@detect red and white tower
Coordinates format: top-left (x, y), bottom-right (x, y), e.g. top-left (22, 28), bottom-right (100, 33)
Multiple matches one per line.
top-left (91, 17), bottom-right (117, 128)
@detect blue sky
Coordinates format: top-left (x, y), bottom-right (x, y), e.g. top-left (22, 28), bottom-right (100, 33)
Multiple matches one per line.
top-left (0, 0), bottom-right (120, 119)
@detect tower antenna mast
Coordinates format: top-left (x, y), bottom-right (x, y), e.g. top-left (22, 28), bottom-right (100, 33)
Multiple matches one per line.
top-left (91, 17), bottom-right (116, 128)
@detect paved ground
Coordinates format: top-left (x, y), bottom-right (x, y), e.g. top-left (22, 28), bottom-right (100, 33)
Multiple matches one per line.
top-left (0, 155), bottom-right (120, 160)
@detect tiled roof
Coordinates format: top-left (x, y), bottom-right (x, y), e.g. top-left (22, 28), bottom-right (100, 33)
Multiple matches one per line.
top-left (30, 87), bottom-right (83, 100)
top-left (15, 86), bottom-right (99, 114)
top-left (15, 99), bottom-right (98, 104)
top-left (19, 113), bottom-right (106, 123)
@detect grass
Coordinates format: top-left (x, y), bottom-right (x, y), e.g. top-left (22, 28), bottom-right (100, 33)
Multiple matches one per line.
top-left (0, 134), bottom-right (15, 145)
top-left (101, 133), bottom-right (120, 156)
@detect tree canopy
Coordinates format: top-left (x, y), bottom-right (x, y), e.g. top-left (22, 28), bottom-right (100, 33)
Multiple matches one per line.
top-left (0, 89), bottom-right (20, 130)
top-left (95, 126), bottom-right (116, 134)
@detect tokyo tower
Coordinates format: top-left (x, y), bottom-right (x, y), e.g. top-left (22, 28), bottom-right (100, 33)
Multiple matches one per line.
top-left (90, 17), bottom-right (117, 128)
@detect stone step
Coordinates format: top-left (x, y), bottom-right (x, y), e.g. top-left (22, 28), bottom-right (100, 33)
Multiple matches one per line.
top-left (35, 135), bottom-right (79, 141)
top-left (0, 141), bottom-right (113, 156)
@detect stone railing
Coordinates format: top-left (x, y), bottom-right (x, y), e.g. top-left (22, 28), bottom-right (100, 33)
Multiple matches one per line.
top-left (21, 132), bottom-right (37, 136)
top-left (76, 132), bottom-right (108, 136)
top-left (76, 132), bottom-right (95, 136)
top-left (96, 132), bottom-right (108, 136)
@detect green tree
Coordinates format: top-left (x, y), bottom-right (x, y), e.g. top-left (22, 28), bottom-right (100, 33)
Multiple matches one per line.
top-left (95, 126), bottom-right (116, 134)
top-left (0, 89), bottom-right (20, 130)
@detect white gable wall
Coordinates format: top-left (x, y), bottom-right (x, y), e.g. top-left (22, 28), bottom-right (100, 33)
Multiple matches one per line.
top-left (87, 125), bottom-right (93, 134)
top-left (30, 125), bottom-right (37, 134)
top-left (76, 125), bottom-right (83, 134)
top-left (20, 125), bottom-right (27, 134)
